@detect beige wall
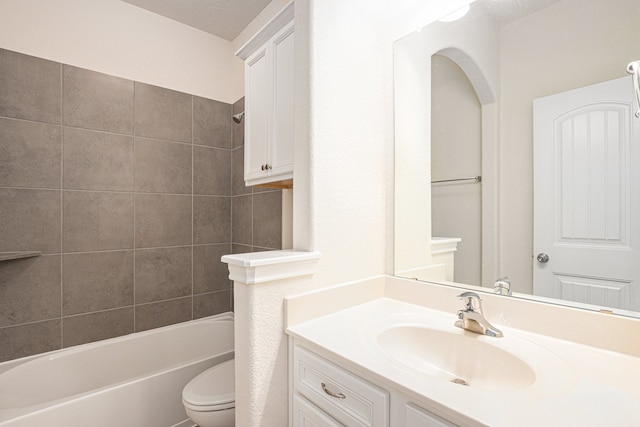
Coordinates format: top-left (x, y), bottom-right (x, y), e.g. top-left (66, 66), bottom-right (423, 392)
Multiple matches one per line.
top-left (0, 0), bottom-right (238, 103)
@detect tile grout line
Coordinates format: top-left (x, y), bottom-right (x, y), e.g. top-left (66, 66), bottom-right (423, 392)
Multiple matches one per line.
top-left (191, 95), bottom-right (195, 320)
top-left (229, 104), bottom-right (234, 311)
top-left (0, 185), bottom-right (240, 197)
top-left (59, 62), bottom-right (64, 350)
top-left (133, 81), bottom-right (137, 333)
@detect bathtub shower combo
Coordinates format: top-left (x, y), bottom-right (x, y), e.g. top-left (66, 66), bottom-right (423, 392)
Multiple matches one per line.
top-left (0, 313), bottom-right (234, 427)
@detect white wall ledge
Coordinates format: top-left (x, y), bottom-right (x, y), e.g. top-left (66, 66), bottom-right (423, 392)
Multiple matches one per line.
top-left (430, 237), bottom-right (462, 254)
top-left (221, 250), bottom-right (321, 285)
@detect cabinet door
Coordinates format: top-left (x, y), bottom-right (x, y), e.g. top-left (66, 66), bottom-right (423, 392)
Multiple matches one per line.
top-left (293, 394), bottom-right (344, 427)
top-left (245, 46), bottom-right (270, 182)
top-left (406, 404), bottom-right (459, 427)
top-left (269, 21), bottom-right (295, 178)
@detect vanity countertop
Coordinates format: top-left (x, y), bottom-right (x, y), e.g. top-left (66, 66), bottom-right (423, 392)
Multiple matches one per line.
top-left (286, 297), bottom-right (640, 427)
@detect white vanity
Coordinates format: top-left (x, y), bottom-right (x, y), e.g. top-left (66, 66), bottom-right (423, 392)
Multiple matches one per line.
top-left (285, 276), bottom-right (640, 426)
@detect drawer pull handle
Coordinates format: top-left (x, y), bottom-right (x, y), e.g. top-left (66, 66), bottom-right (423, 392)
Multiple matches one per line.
top-left (321, 382), bottom-right (346, 399)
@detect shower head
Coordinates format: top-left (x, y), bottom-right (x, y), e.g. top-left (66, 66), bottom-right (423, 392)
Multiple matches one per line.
top-left (232, 111), bottom-right (245, 123)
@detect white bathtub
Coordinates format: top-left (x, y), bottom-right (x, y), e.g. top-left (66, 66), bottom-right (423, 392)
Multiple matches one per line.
top-left (0, 313), bottom-right (234, 427)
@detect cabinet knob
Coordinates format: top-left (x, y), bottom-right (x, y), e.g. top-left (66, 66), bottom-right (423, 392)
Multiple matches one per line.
top-left (261, 164), bottom-right (266, 171)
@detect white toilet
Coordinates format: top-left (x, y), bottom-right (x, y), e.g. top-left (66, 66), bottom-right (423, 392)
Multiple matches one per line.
top-left (182, 359), bottom-right (235, 427)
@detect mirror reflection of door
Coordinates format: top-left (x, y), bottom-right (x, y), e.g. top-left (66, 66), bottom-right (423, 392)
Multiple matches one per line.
top-left (431, 54), bottom-right (482, 286)
top-left (533, 76), bottom-right (640, 311)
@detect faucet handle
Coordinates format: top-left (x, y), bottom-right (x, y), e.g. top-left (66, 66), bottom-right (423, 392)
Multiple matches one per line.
top-left (457, 291), bottom-right (482, 312)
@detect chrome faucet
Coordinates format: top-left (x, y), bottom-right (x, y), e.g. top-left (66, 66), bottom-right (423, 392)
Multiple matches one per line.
top-left (454, 292), bottom-right (503, 337)
top-left (493, 276), bottom-right (512, 296)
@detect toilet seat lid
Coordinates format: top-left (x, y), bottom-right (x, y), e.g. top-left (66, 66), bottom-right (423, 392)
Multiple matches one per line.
top-left (183, 359), bottom-right (235, 407)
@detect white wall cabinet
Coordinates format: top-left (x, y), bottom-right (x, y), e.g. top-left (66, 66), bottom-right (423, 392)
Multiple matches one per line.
top-left (237, 3), bottom-right (294, 188)
top-left (290, 342), bottom-right (462, 427)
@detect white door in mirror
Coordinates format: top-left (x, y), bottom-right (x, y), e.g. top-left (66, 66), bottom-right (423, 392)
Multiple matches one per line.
top-left (533, 76), bottom-right (640, 311)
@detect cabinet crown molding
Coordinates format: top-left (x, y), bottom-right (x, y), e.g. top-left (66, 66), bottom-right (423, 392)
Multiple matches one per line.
top-left (235, 2), bottom-right (295, 60)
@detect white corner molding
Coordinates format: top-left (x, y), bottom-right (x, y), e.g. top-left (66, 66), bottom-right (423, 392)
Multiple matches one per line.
top-left (221, 250), bottom-right (321, 285)
top-left (430, 237), bottom-right (462, 254)
top-left (235, 1), bottom-right (294, 60)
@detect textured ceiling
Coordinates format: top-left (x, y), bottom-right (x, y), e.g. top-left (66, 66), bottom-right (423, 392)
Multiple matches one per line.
top-left (121, 0), bottom-right (273, 41)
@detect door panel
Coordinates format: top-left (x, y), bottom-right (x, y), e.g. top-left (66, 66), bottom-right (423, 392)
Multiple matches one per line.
top-left (271, 22), bottom-right (295, 176)
top-left (533, 76), bottom-right (639, 311)
top-left (245, 47), bottom-right (270, 181)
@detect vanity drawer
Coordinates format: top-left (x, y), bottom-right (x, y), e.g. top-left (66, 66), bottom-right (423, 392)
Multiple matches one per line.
top-left (293, 345), bottom-right (389, 427)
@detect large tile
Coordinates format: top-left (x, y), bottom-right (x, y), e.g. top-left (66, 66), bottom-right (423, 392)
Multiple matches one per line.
top-left (232, 195), bottom-right (252, 245)
top-left (135, 246), bottom-right (192, 304)
top-left (63, 127), bottom-right (133, 191)
top-left (0, 320), bottom-right (61, 363)
top-left (135, 194), bottom-right (192, 248)
top-left (0, 48), bottom-right (61, 124)
top-left (253, 191), bottom-right (282, 249)
top-left (0, 255), bottom-right (61, 327)
top-left (63, 65), bottom-right (134, 134)
top-left (193, 291), bottom-right (231, 319)
top-left (232, 97), bottom-right (244, 149)
top-left (135, 297), bottom-right (192, 332)
top-left (0, 189), bottom-right (61, 254)
top-left (193, 244), bottom-right (232, 294)
top-left (63, 191), bottom-right (134, 252)
top-left (134, 138), bottom-right (192, 194)
top-left (134, 83), bottom-right (192, 143)
top-left (63, 307), bottom-right (133, 348)
top-left (63, 251), bottom-right (134, 315)
top-left (193, 196), bottom-right (231, 244)
top-left (232, 147), bottom-right (251, 196)
top-left (193, 96), bottom-right (232, 149)
top-left (193, 146), bottom-right (231, 196)
top-left (0, 118), bottom-right (61, 189)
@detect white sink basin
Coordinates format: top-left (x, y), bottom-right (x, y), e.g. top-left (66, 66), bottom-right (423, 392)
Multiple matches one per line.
top-left (377, 326), bottom-right (536, 391)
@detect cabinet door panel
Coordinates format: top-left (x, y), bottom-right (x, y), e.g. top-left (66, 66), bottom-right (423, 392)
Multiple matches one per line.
top-left (293, 394), bottom-right (344, 427)
top-left (270, 22), bottom-right (295, 177)
top-left (245, 47), bottom-right (270, 182)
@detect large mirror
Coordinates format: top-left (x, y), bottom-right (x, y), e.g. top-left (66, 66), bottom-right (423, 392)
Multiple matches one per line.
top-left (394, 0), bottom-right (640, 317)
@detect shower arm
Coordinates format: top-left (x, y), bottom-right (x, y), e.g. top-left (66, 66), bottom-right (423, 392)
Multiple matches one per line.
top-left (627, 60), bottom-right (640, 118)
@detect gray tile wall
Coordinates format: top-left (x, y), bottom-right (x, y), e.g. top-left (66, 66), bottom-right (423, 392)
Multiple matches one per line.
top-left (0, 48), bottom-right (282, 363)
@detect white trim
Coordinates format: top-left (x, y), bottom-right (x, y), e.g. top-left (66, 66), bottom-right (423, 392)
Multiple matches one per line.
top-left (221, 250), bottom-right (321, 285)
top-left (430, 237), bottom-right (461, 254)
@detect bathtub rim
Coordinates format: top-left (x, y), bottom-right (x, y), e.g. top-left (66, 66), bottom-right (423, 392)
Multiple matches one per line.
top-left (0, 311), bottom-right (234, 375)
